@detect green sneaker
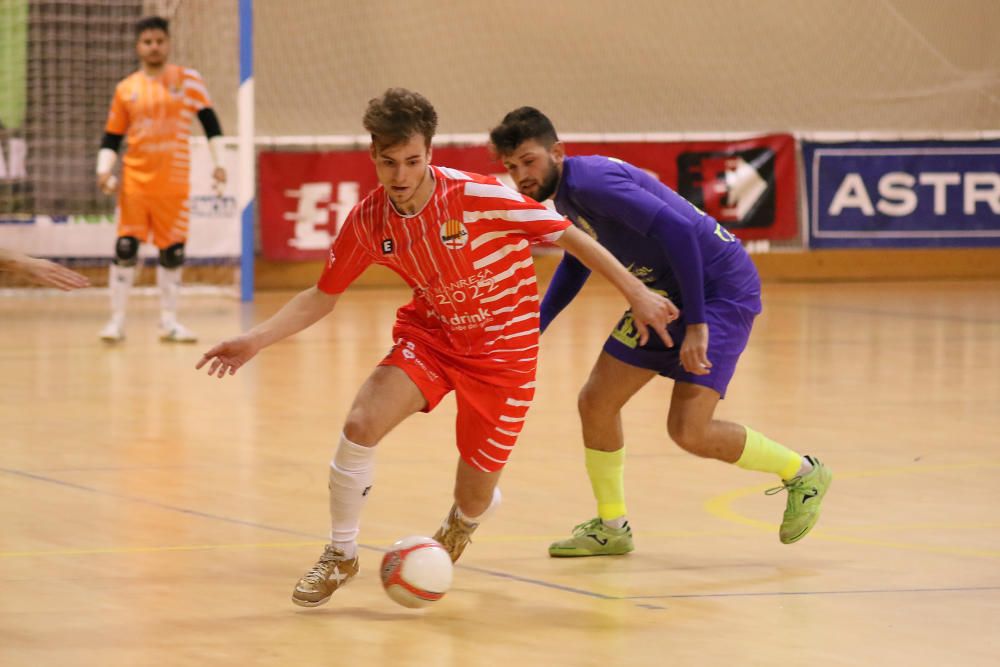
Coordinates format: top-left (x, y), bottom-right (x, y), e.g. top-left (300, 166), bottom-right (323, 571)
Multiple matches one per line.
top-left (767, 456), bottom-right (833, 544)
top-left (548, 518), bottom-right (634, 557)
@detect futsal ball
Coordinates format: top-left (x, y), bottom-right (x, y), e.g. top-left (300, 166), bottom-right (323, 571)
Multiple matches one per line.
top-left (380, 536), bottom-right (453, 608)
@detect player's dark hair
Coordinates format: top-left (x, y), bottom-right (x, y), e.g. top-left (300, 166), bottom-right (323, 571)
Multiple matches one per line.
top-left (363, 88), bottom-right (438, 151)
top-left (135, 16), bottom-right (169, 39)
top-left (489, 107), bottom-right (560, 156)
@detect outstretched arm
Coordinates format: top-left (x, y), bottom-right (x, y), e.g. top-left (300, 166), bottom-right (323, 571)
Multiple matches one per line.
top-left (0, 249), bottom-right (90, 290)
top-left (196, 286), bottom-right (340, 378)
top-left (553, 226), bottom-right (679, 346)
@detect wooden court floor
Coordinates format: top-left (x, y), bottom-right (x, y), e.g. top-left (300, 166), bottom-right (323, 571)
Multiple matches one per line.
top-left (2, 280), bottom-right (999, 666)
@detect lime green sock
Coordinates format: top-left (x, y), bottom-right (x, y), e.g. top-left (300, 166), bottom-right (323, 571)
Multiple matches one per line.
top-left (585, 447), bottom-right (626, 520)
top-left (735, 426), bottom-right (803, 480)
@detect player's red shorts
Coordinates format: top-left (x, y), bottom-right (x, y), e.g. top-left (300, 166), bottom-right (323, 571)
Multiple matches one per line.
top-left (116, 191), bottom-right (190, 249)
top-left (379, 336), bottom-right (536, 473)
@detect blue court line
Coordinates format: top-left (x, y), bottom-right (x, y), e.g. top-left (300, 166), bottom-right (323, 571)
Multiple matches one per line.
top-left (449, 562), bottom-right (616, 599)
top-left (4, 466), bottom-right (997, 606)
top-left (0, 465), bottom-right (611, 600)
top-left (1, 465), bottom-right (616, 601)
top-left (0, 466), bottom-right (319, 540)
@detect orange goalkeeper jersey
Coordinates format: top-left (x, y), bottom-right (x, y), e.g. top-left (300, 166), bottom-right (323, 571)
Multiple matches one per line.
top-left (104, 64), bottom-right (212, 196)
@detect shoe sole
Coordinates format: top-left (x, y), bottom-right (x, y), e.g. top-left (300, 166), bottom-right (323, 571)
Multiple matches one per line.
top-left (291, 594), bottom-right (332, 608)
top-left (290, 568), bottom-right (358, 608)
top-left (160, 337), bottom-right (198, 344)
top-left (548, 546), bottom-right (635, 558)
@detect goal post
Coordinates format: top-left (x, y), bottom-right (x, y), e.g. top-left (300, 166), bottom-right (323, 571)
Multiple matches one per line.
top-left (0, 0), bottom-right (244, 294)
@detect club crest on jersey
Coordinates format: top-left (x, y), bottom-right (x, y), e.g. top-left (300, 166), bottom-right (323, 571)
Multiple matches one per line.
top-left (381, 238), bottom-right (394, 254)
top-left (440, 219), bottom-right (468, 250)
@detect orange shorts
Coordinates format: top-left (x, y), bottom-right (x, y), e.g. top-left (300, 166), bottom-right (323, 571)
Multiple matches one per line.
top-left (379, 336), bottom-right (536, 473)
top-left (116, 191), bottom-right (190, 249)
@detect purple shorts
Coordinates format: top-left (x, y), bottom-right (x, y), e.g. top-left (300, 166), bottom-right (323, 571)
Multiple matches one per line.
top-left (602, 294), bottom-right (761, 398)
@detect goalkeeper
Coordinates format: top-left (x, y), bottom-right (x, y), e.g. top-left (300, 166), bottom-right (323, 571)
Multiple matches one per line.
top-left (96, 15), bottom-right (226, 344)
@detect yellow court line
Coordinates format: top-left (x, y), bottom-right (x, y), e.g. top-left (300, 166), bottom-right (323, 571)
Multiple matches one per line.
top-left (703, 461), bottom-right (1000, 560)
top-left (830, 521), bottom-right (1000, 534)
top-left (806, 532), bottom-right (1000, 559)
top-left (9, 461), bottom-right (998, 560)
top-left (470, 528), bottom-right (754, 544)
top-left (0, 540), bottom-right (327, 559)
top-left (1, 530), bottom-right (750, 559)
top-left (824, 460), bottom-right (1000, 479)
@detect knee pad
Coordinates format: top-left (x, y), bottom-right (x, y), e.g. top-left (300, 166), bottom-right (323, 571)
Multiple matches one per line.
top-left (158, 243), bottom-right (185, 269)
top-left (114, 236), bottom-right (140, 266)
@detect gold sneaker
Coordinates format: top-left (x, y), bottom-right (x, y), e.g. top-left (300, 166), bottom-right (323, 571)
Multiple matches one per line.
top-left (432, 504), bottom-right (479, 563)
top-left (291, 544), bottom-right (360, 607)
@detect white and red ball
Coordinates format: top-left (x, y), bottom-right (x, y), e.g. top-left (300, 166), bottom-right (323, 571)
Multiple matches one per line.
top-left (380, 536), bottom-right (453, 608)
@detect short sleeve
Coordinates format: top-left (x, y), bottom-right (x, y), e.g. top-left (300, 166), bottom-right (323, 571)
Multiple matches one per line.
top-left (183, 68), bottom-right (212, 111)
top-left (569, 162), bottom-right (669, 236)
top-left (460, 176), bottom-right (570, 243)
top-left (316, 214), bottom-right (374, 294)
top-left (105, 84), bottom-right (129, 134)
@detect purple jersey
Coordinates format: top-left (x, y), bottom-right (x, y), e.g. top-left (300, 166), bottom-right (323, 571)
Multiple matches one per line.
top-left (553, 155), bottom-right (761, 311)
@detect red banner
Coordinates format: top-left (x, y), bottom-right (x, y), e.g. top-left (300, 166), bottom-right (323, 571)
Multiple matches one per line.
top-left (259, 135), bottom-right (797, 261)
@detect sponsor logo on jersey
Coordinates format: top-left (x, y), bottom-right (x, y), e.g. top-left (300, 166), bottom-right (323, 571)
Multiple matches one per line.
top-left (440, 219), bottom-right (468, 250)
top-left (381, 238), bottom-right (394, 254)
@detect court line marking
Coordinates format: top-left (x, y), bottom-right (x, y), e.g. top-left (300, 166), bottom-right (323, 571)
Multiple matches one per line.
top-left (704, 461), bottom-right (1000, 560)
top-left (766, 298), bottom-right (1000, 326)
top-left (621, 585), bottom-right (1000, 601)
top-left (0, 541), bottom-right (328, 559)
top-left (5, 464), bottom-right (997, 605)
top-left (0, 465), bottom-right (614, 599)
top-left (0, 466), bottom-right (321, 540)
top-left (0, 529), bottom-right (758, 559)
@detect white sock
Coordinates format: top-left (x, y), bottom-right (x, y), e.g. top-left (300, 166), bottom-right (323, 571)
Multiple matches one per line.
top-left (328, 432), bottom-right (376, 559)
top-left (456, 486), bottom-right (502, 524)
top-left (108, 263), bottom-right (135, 326)
top-left (795, 456), bottom-right (815, 478)
top-left (156, 265), bottom-right (182, 328)
top-left (603, 516), bottom-right (627, 529)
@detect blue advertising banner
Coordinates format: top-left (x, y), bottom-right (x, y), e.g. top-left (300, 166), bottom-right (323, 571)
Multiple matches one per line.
top-left (803, 140), bottom-right (1000, 248)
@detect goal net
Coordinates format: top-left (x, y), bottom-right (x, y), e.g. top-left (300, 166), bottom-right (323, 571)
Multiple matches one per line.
top-left (4, 1), bottom-right (997, 289)
top-left (0, 0), bottom-right (239, 291)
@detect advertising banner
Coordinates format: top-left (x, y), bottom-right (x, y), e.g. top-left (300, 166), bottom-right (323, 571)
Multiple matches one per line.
top-left (259, 134), bottom-right (797, 261)
top-left (0, 142), bottom-right (240, 261)
top-left (803, 140), bottom-right (1000, 248)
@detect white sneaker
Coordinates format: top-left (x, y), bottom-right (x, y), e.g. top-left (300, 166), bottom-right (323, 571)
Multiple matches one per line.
top-left (99, 320), bottom-right (125, 343)
top-left (159, 321), bottom-right (198, 343)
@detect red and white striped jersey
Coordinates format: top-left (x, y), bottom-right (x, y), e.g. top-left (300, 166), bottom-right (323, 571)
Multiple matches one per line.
top-left (317, 165), bottom-right (569, 383)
